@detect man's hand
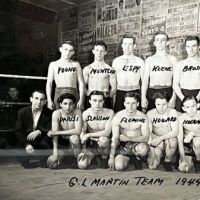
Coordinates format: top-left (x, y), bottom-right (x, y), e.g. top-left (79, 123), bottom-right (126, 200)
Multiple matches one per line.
top-left (168, 97), bottom-right (175, 108)
top-left (27, 130), bottom-right (41, 141)
top-left (108, 156), bottom-right (115, 171)
top-left (184, 132), bottom-right (194, 143)
top-left (119, 134), bottom-right (130, 142)
top-left (47, 100), bottom-right (55, 110)
top-left (80, 133), bottom-right (90, 144)
top-left (47, 131), bottom-right (58, 137)
top-left (150, 137), bottom-right (162, 147)
top-left (141, 97), bottom-right (148, 109)
top-left (77, 100), bottom-right (82, 109)
top-left (47, 155), bottom-right (59, 168)
top-left (25, 144), bottom-right (34, 155)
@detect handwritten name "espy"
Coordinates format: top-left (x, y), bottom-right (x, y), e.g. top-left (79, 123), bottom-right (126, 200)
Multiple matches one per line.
top-left (122, 65), bottom-right (141, 73)
top-left (121, 117), bottom-right (145, 123)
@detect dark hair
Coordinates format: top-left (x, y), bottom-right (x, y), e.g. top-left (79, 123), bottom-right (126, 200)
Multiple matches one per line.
top-left (89, 90), bottom-right (105, 100)
top-left (94, 41), bottom-right (107, 51)
top-left (60, 40), bottom-right (76, 50)
top-left (153, 31), bottom-right (169, 42)
top-left (185, 35), bottom-right (200, 46)
top-left (181, 95), bottom-right (198, 107)
top-left (57, 93), bottom-right (76, 104)
top-left (152, 92), bottom-right (169, 103)
top-left (31, 90), bottom-right (46, 98)
top-left (121, 34), bottom-right (136, 45)
top-left (124, 91), bottom-right (140, 102)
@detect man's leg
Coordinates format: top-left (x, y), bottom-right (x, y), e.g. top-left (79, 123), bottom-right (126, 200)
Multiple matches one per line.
top-left (193, 137), bottom-right (200, 172)
top-left (164, 138), bottom-right (177, 171)
top-left (69, 135), bottom-right (80, 157)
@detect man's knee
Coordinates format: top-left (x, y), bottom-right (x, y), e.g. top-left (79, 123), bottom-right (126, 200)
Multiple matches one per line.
top-left (193, 137), bottom-right (200, 149)
top-left (70, 135), bottom-right (80, 146)
top-left (134, 143), bottom-right (149, 157)
top-left (114, 155), bottom-right (128, 171)
top-left (168, 138), bottom-right (177, 149)
top-left (98, 136), bottom-right (110, 148)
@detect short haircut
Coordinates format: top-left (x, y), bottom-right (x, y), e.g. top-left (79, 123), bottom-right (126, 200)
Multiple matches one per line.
top-left (94, 41), bottom-right (107, 51)
top-left (89, 90), bottom-right (105, 100)
top-left (57, 93), bottom-right (76, 104)
top-left (31, 90), bottom-right (46, 98)
top-left (153, 92), bottom-right (169, 103)
top-left (153, 31), bottom-right (169, 41)
top-left (181, 95), bottom-right (198, 107)
top-left (60, 40), bottom-right (76, 50)
top-left (121, 34), bottom-right (136, 45)
top-left (124, 91), bottom-right (140, 102)
top-left (185, 35), bottom-right (200, 46)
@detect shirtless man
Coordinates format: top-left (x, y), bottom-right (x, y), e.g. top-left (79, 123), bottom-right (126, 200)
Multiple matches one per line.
top-left (142, 31), bottom-right (177, 111)
top-left (46, 41), bottom-right (85, 110)
top-left (77, 91), bottom-right (114, 169)
top-left (83, 41), bottom-right (116, 109)
top-left (147, 92), bottom-right (178, 171)
top-left (178, 96), bottom-right (200, 173)
top-left (173, 35), bottom-right (200, 112)
top-left (47, 93), bottom-right (82, 169)
top-left (112, 34), bottom-right (144, 112)
top-left (109, 92), bottom-right (149, 171)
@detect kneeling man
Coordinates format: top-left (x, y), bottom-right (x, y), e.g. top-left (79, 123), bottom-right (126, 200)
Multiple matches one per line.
top-left (109, 92), bottom-right (149, 171)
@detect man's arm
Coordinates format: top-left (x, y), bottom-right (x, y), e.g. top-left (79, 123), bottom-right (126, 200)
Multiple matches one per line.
top-left (76, 62), bottom-right (85, 108)
top-left (109, 69), bottom-right (117, 98)
top-left (141, 58), bottom-right (150, 109)
top-left (87, 111), bottom-right (114, 138)
top-left (140, 59), bottom-right (145, 82)
top-left (173, 62), bottom-right (184, 101)
top-left (83, 66), bottom-right (89, 89)
top-left (46, 62), bottom-right (55, 110)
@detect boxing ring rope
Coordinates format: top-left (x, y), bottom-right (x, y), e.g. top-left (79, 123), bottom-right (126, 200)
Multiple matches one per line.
top-left (0, 73), bottom-right (47, 134)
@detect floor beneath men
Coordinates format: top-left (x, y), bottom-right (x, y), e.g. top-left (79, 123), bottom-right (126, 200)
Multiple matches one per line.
top-left (0, 153), bottom-right (200, 200)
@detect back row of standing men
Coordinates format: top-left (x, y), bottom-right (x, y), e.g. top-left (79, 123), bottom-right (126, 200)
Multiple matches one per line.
top-left (46, 32), bottom-right (200, 113)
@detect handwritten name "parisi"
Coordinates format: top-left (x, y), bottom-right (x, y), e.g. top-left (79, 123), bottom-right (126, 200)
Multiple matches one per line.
top-left (86, 115), bottom-right (109, 121)
top-left (59, 116), bottom-right (78, 123)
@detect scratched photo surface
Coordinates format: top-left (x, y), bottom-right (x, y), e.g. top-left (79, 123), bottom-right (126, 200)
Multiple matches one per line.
top-left (0, 0), bottom-right (200, 200)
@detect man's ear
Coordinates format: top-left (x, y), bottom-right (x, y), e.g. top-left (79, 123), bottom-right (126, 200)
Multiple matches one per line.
top-left (30, 97), bottom-right (33, 103)
top-left (59, 47), bottom-right (62, 53)
top-left (133, 44), bottom-right (136, 49)
top-left (104, 50), bottom-right (107, 55)
top-left (137, 102), bottom-right (139, 107)
top-left (182, 106), bottom-right (185, 112)
top-left (197, 103), bottom-right (200, 109)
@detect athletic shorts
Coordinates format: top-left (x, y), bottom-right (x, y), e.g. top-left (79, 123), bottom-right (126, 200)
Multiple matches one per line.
top-left (114, 89), bottom-right (140, 113)
top-left (147, 87), bottom-right (173, 111)
top-left (175, 89), bottom-right (200, 112)
top-left (117, 141), bottom-right (138, 158)
top-left (54, 87), bottom-right (79, 109)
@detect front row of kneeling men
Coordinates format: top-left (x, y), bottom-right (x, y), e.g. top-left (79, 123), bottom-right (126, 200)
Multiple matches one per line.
top-left (16, 90), bottom-right (200, 173)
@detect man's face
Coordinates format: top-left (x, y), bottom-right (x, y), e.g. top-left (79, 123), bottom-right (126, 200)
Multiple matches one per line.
top-left (154, 34), bottom-right (168, 51)
top-left (92, 45), bottom-right (107, 61)
top-left (89, 95), bottom-right (104, 111)
top-left (30, 92), bottom-right (46, 110)
top-left (124, 97), bottom-right (138, 113)
top-left (155, 98), bottom-right (168, 114)
top-left (8, 87), bottom-right (19, 99)
top-left (121, 38), bottom-right (135, 55)
top-left (182, 99), bottom-right (198, 117)
top-left (60, 98), bottom-right (74, 114)
top-left (60, 43), bottom-right (74, 60)
top-left (185, 40), bottom-right (199, 57)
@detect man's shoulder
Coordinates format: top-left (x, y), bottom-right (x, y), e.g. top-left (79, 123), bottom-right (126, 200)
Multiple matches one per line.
top-left (147, 108), bottom-right (156, 116)
top-left (136, 110), bottom-right (147, 118)
top-left (113, 55), bottom-right (123, 62)
top-left (102, 108), bottom-right (114, 115)
top-left (18, 106), bottom-right (31, 114)
top-left (134, 56), bottom-right (144, 64)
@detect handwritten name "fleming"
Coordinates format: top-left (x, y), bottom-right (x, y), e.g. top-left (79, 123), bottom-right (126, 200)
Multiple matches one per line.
top-left (86, 115), bottom-right (109, 121)
top-left (121, 117), bottom-right (145, 123)
top-left (152, 117), bottom-right (177, 124)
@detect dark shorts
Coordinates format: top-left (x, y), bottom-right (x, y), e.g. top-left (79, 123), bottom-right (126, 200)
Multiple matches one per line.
top-left (114, 89), bottom-right (140, 113)
top-left (175, 89), bottom-right (200, 112)
top-left (85, 95), bottom-right (112, 110)
top-left (54, 87), bottom-right (79, 109)
top-left (117, 142), bottom-right (137, 158)
top-left (147, 87), bottom-right (173, 111)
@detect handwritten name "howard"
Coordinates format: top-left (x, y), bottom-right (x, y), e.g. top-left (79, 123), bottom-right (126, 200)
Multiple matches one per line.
top-left (152, 117), bottom-right (176, 124)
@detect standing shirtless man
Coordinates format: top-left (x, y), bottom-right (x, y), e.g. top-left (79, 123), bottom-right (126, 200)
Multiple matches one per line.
top-left (83, 41), bottom-right (116, 109)
top-left (178, 96), bottom-right (200, 173)
top-left (109, 92), bottom-right (149, 171)
top-left (47, 93), bottom-right (82, 169)
top-left (112, 34), bottom-right (144, 112)
top-left (77, 91), bottom-right (114, 169)
top-left (173, 35), bottom-right (200, 112)
top-left (46, 41), bottom-right (85, 110)
top-left (142, 31), bottom-right (177, 111)
top-left (147, 92), bottom-right (178, 171)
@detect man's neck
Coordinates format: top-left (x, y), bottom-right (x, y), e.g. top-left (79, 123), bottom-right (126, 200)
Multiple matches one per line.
top-left (125, 110), bottom-right (137, 117)
top-left (93, 60), bottom-right (105, 66)
top-left (91, 108), bottom-right (103, 115)
top-left (32, 106), bottom-right (42, 113)
top-left (123, 54), bottom-right (134, 58)
top-left (155, 49), bottom-right (167, 56)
